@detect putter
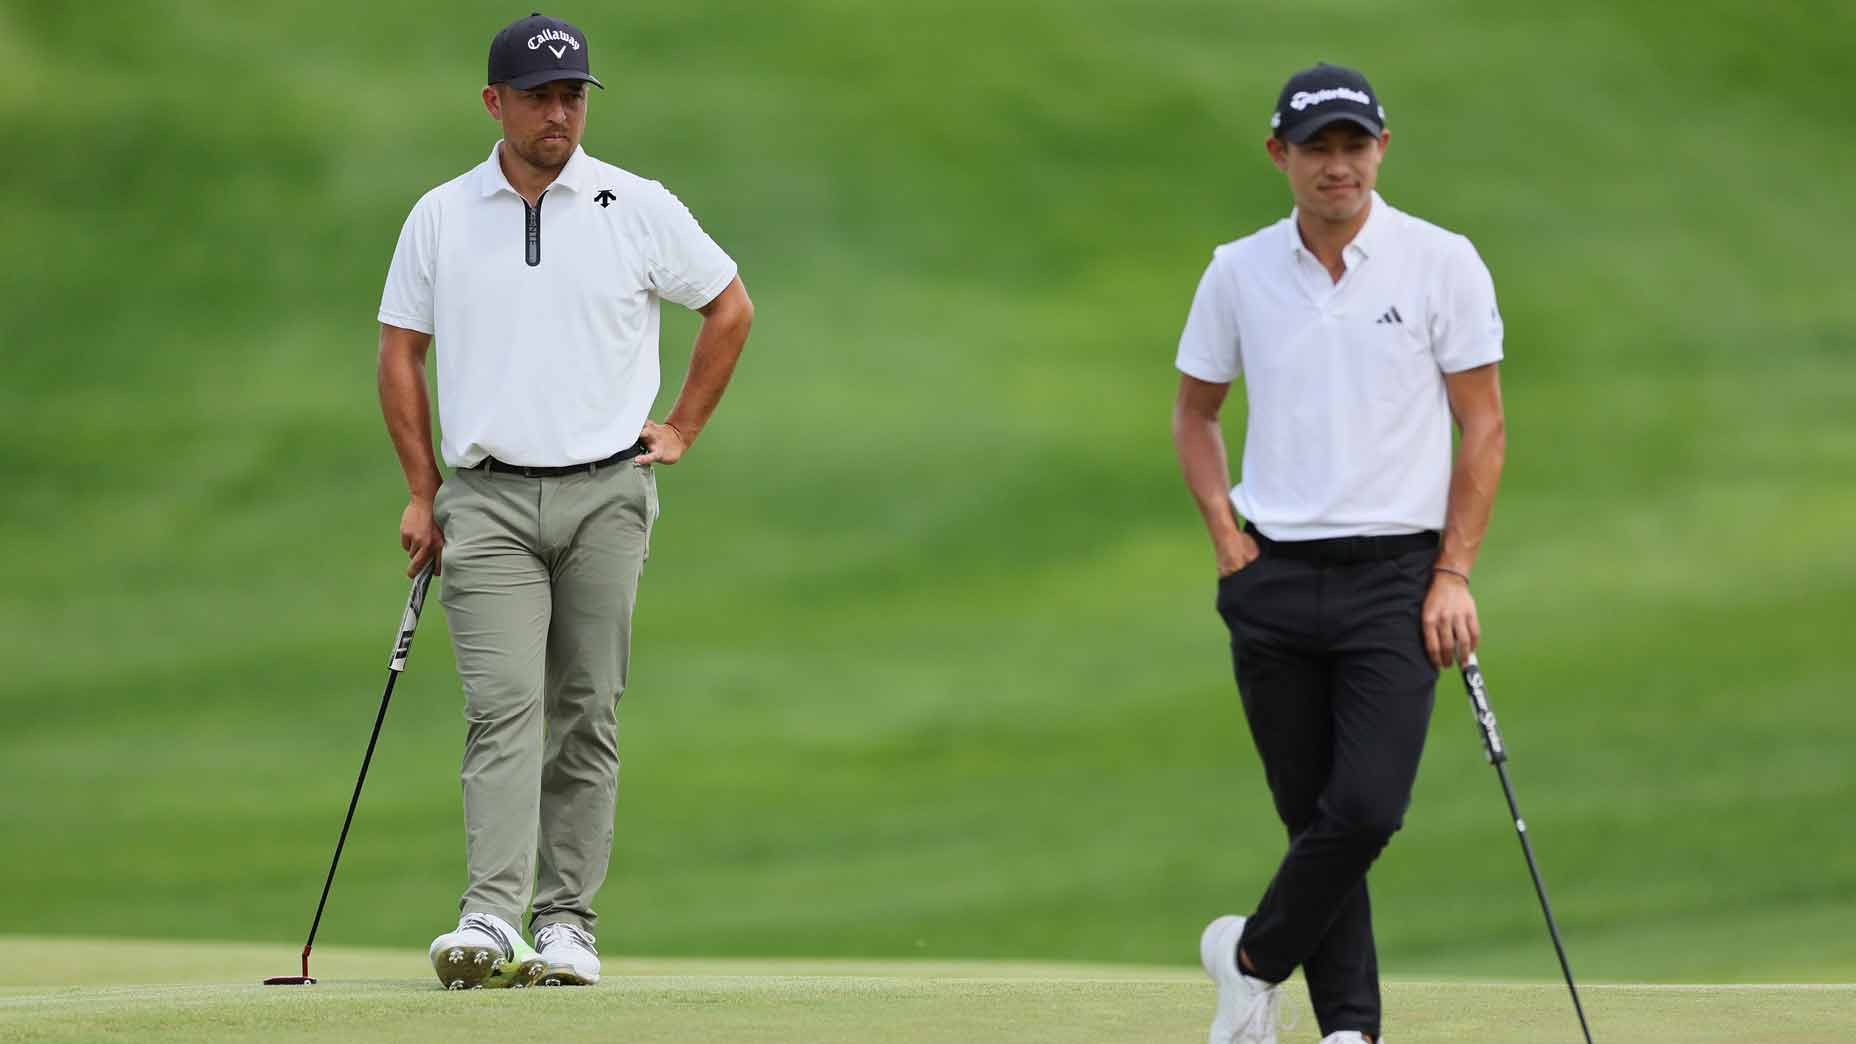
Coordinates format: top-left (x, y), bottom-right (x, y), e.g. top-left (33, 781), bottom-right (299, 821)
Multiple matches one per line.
top-left (265, 560), bottom-right (436, 985)
top-left (1460, 652), bottom-right (1595, 1043)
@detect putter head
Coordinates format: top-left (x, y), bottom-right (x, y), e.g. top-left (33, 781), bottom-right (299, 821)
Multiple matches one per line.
top-left (263, 975), bottom-right (316, 985)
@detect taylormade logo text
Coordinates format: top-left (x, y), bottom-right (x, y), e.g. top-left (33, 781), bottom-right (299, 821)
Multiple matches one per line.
top-left (1290, 86), bottom-right (1371, 111)
top-left (527, 28), bottom-right (581, 51)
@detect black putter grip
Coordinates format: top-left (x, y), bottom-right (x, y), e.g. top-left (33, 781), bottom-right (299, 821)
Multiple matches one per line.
top-left (387, 561), bottom-right (436, 672)
top-left (1459, 653), bottom-right (1508, 765)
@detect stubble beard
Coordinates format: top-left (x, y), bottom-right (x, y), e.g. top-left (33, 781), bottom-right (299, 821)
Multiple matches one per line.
top-left (512, 134), bottom-right (574, 173)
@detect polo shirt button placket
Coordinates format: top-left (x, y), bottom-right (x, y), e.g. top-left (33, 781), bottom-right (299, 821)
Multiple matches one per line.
top-left (523, 190), bottom-right (547, 268)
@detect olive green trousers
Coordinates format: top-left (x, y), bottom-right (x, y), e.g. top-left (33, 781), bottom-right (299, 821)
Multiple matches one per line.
top-left (433, 459), bottom-right (657, 936)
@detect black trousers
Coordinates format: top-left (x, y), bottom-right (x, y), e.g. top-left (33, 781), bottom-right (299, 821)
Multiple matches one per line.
top-left (1215, 530), bottom-right (1440, 1039)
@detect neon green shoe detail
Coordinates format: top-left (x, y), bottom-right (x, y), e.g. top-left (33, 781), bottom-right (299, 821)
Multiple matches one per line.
top-left (429, 913), bottom-right (546, 990)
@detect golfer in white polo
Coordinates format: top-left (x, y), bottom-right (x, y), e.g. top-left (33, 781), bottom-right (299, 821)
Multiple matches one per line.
top-left (1173, 63), bottom-right (1506, 1043)
top-left (376, 12), bottom-right (753, 989)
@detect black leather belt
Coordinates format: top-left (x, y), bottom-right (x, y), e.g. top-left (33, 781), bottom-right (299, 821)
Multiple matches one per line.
top-left (474, 442), bottom-right (644, 477)
top-left (1244, 522), bottom-right (1438, 563)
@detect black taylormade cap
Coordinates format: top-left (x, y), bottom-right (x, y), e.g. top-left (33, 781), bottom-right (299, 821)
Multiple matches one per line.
top-left (1271, 63), bottom-right (1384, 143)
top-left (488, 12), bottom-right (604, 90)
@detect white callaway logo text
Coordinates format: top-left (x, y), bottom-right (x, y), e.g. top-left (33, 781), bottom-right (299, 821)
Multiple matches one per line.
top-left (1290, 86), bottom-right (1370, 111)
top-left (527, 29), bottom-right (581, 51)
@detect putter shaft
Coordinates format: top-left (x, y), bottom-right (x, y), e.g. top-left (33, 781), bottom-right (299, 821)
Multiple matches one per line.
top-left (299, 667), bottom-right (403, 971)
top-left (1460, 654), bottom-right (1595, 1044)
top-left (271, 563), bottom-right (433, 985)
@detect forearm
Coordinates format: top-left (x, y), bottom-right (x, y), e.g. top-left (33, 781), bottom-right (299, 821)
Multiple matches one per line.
top-left (1438, 419), bottom-right (1505, 574)
top-left (377, 345), bottom-right (443, 501)
top-left (663, 288), bottom-right (753, 445)
top-left (1173, 409), bottom-right (1243, 546)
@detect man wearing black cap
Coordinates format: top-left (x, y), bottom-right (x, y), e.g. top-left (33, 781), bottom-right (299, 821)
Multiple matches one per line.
top-left (1173, 63), bottom-right (1507, 1043)
top-left (377, 12), bottom-right (754, 989)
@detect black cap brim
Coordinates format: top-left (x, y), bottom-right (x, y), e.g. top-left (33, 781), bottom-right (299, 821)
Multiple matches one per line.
top-left (1283, 110), bottom-right (1382, 144)
top-left (504, 69), bottom-right (604, 90)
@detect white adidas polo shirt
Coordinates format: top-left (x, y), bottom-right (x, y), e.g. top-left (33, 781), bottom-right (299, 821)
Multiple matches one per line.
top-left (1176, 192), bottom-right (1503, 540)
top-left (379, 142), bottom-right (737, 468)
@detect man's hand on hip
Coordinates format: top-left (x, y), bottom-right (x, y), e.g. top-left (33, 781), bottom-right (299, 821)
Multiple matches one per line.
top-left (1216, 529), bottom-right (1261, 578)
top-left (400, 495), bottom-right (444, 578)
top-left (637, 420), bottom-right (688, 466)
top-left (1421, 571), bottom-right (1479, 668)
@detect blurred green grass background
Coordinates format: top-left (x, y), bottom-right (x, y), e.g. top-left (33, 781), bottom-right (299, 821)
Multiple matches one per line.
top-left (2, 0), bottom-right (1852, 983)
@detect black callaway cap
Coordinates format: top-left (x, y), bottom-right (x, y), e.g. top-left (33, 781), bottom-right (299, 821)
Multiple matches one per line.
top-left (488, 12), bottom-right (604, 90)
top-left (1271, 63), bottom-right (1384, 143)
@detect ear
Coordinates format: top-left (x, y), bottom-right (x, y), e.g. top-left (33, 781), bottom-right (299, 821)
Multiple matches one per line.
top-left (1378, 129), bottom-right (1391, 157)
top-left (1266, 136), bottom-right (1290, 172)
top-left (482, 85), bottom-right (503, 121)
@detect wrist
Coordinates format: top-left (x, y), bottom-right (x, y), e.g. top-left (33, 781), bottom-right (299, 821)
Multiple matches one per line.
top-left (1433, 565), bottom-right (1470, 587)
top-left (1209, 508), bottom-right (1244, 543)
top-left (663, 420), bottom-right (694, 446)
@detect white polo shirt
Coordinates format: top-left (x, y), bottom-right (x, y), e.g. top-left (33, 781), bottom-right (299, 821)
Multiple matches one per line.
top-left (1176, 192), bottom-right (1502, 540)
top-left (379, 142), bottom-right (737, 468)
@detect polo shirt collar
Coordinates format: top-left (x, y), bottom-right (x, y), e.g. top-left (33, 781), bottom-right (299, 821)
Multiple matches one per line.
top-left (1286, 190), bottom-right (1392, 263)
top-left (1349, 191), bottom-right (1391, 258)
top-left (553, 145), bottom-right (591, 194)
top-left (477, 141), bottom-right (591, 198)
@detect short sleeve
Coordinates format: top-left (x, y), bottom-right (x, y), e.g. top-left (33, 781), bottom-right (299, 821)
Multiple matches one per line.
top-left (641, 182), bottom-right (737, 310)
top-left (378, 192), bottom-right (438, 334)
top-left (1175, 250), bottom-right (1242, 383)
top-left (1429, 236), bottom-right (1503, 373)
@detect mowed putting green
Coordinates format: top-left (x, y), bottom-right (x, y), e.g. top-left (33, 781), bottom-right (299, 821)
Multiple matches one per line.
top-left (3, 938), bottom-right (1851, 1043)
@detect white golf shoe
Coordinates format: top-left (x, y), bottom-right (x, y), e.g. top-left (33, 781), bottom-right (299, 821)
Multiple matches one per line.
top-left (429, 912), bottom-right (546, 990)
top-left (535, 922), bottom-right (601, 986)
top-left (1321, 1034), bottom-right (1375, 1043)
top-left (1200, 914), bottom-right (1285, 1044)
